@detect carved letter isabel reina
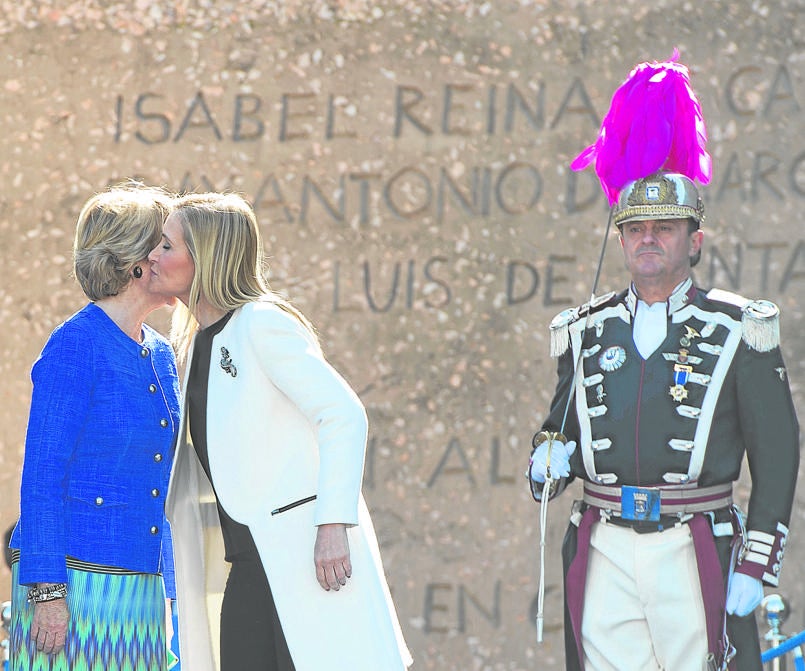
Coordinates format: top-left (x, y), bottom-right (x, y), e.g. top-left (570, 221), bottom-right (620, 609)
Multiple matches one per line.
top-left (114, 90), bottom-right (359, 144)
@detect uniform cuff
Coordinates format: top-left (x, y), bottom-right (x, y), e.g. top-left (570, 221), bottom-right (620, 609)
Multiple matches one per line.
top-left (736, 524), bottom-right (788, 587)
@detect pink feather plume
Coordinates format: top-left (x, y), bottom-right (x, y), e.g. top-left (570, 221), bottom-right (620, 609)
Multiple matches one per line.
top-left (570, 49), bottom-right (712, 205)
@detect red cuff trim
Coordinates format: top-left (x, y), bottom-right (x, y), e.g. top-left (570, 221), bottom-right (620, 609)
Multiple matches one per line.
top-left (737, 524), bottom-right (788, 587)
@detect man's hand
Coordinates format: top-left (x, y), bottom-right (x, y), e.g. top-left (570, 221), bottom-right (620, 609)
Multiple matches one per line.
top-left (314, 523), bottom-right (352, 592)
top-left (529, 439), bottom-right (577, 482)
top-left (32, 597), bottom-right (69, 655)
top-left (726, 573), bottom-right (763, 617)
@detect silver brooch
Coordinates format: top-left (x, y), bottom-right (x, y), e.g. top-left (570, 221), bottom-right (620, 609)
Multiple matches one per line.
top-left (599, 345), bottom-right (626, 372)
top-left (220, 347), bottom-right (237, 377)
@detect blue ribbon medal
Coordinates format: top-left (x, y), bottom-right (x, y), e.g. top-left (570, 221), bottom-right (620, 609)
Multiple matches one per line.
top-left (670, 362), bottom-right (693, 402)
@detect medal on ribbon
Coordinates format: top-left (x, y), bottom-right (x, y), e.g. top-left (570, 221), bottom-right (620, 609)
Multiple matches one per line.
top-left (669, 362), bottom-right (693, 402)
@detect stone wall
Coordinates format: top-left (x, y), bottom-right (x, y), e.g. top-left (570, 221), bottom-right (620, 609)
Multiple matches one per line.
top-left (1, 1), bottom-right (804, 668)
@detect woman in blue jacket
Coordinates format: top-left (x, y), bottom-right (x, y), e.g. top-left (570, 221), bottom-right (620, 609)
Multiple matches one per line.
top-left (9, 183), bottom-right (181, 671)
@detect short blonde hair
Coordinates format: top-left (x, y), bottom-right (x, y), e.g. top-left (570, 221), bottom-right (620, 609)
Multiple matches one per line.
top-left (73, 183), bottom-right (173, 301)
top-left (169, 192), bottom-right (315, 359)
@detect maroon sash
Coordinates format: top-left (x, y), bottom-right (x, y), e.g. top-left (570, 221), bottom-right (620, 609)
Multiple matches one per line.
top-left (564, 510), bottom-right (731, 670)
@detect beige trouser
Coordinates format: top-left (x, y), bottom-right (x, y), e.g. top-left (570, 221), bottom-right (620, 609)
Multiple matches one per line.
top-left (581, 521), bottom-right (709, 671)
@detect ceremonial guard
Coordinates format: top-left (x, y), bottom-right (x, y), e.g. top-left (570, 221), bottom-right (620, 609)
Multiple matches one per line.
top-left (528, 54), bottom-right (799, 671)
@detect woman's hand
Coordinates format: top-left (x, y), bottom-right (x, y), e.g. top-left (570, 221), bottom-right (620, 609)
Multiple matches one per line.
top-left (314, 523), bottom-right (352, 591)
top-left (32, 594), bottom-right (69, 655)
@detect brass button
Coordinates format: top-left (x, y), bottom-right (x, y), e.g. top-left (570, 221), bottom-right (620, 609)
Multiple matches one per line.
top-left (154, 453), bottom-right (163, 462)
top-left (95, 497), bottom-right (103, 506)
top-left (150, 526), bottom-right (159, 535)
top-left (149, 384), bottom-right (157, 393)
top-left (160, 419), bottom-right (168, 428)
top-left (151, 489), bottom-right (160, 498)
top-left (140, 348), bottom-right (149, 358)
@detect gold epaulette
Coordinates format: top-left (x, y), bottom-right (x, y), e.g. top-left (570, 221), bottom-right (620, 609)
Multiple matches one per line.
top-left (549, 291), bottom-right (616, 358)
top-left (706, 289), bottom-right (781, 352)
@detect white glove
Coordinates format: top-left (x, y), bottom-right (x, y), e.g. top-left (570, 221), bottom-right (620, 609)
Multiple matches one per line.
top-left (725, 573), bottom-right (764, 617)
top-left (529, 439), bottom-right (577, 483)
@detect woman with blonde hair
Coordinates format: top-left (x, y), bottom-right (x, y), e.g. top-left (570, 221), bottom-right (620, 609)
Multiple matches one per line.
top-left (149, 192), bottom-right (411, 671)
top-left (9, 182), bottom-right (181, 670)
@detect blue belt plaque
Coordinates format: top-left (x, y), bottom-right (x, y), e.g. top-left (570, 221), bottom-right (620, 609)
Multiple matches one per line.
top-left (621, 486), bottom-right (661, 522)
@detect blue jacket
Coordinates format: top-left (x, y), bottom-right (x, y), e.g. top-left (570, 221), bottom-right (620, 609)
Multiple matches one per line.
top-left (10, 303), bottom-right (181, 595)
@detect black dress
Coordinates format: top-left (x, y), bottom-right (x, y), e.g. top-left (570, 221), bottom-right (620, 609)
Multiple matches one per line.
top-left (188, 312), bottom-right (295, 671)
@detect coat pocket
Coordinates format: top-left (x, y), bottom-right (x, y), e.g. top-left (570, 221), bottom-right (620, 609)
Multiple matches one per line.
top-left (67, 480), bottom-right (129, 508)
top-left (270, 495), bottom-right (317, 515)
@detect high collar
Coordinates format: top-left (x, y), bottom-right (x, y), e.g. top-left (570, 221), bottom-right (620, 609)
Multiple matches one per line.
top-left (625, 277), bottom-right (697, 317)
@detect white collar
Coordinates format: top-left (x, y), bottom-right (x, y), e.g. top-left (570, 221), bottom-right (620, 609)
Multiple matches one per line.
top-left (626, 277), bottom-right (695, 317)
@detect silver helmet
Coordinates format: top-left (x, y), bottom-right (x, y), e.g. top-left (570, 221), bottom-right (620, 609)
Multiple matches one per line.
top-left (613, 172), bottom-right (705, 228)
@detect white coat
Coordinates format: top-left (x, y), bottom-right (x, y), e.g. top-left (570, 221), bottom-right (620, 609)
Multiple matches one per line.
top-left (166, 300), bottom-right (412, 671)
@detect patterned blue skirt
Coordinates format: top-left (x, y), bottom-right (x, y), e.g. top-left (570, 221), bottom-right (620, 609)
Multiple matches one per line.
top-left (10, 560), bottom-right (167, 671)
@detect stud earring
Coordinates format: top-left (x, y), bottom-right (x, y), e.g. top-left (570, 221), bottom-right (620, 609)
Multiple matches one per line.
top-left (132, 266), bottom-right (143, 279)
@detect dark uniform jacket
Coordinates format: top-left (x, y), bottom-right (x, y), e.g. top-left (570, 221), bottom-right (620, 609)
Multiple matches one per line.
top-left (539, 279), bottom-right (799, 670)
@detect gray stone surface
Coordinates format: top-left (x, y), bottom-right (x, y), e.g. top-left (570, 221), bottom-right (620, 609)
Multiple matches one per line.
top-left (1, 1), bottom-right (804, 668)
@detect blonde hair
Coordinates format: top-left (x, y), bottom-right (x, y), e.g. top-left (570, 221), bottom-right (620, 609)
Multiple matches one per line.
top-left (73, 182), bottom-right (173, 301)
top-left (169, 192), bottom-right (316, 359)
